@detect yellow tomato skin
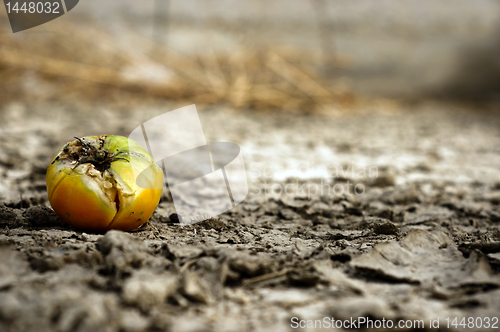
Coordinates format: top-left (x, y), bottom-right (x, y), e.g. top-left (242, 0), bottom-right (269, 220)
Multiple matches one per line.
top-left (46, 135), bottom-right (163, 232)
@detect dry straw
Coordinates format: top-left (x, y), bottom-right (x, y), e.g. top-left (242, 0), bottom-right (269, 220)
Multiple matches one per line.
top-left (0, 14), bottom-right (354, 111)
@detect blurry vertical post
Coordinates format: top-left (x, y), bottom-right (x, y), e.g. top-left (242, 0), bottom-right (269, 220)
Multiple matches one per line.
top-left (153, 0), bottom-right (170, 46)
top-left (311, 0), bottom-right (336, 67)
top-left (128, 105), bottom-right (248, 226)
top-left (3, 0), bottom-right (79, 33)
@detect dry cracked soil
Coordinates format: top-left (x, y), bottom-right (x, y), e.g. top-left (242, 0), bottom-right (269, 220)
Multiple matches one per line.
top-left (1, 100), bottom-right (500, 332)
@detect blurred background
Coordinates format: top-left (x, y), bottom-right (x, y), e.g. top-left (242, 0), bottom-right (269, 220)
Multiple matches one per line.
top-left (1, 0), bottom-right (500, 110)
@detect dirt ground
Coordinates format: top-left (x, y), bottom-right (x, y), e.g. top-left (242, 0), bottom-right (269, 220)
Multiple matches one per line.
top-left (1, 100), bottom-right (500, 332)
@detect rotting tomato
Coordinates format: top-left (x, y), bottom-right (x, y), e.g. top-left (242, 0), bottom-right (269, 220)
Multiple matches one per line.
top-left (46, 135), bottom-right (163, 231)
